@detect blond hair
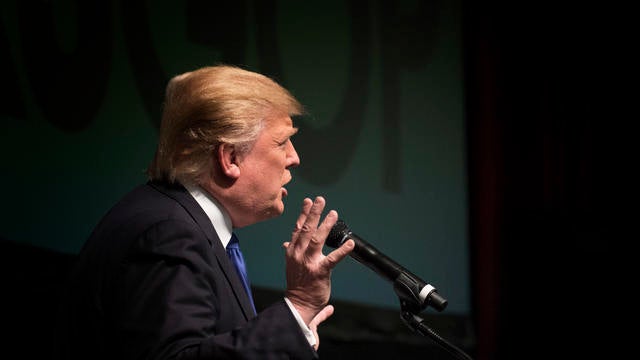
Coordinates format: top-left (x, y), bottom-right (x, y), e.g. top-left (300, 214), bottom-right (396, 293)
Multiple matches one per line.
top-left (147, 65), bottom-right (304, 183)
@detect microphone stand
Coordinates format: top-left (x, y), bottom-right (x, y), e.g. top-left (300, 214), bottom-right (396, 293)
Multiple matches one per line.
top-left (399, 305), bottom-right (473, 360)
top-left (394, 278), bottom-right (473, 360)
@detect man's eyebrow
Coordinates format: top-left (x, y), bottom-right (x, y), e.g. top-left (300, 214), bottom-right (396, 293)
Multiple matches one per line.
top-left (274, 127), bottom-right (298, 142)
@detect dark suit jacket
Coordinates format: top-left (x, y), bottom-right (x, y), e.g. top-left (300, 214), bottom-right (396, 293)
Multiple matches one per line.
top-left (55, 181), bottom-right (317, 359)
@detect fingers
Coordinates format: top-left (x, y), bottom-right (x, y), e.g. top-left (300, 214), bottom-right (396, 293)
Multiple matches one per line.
top-left (323, 239), bottom-right (355, 268)
top-left (293, 198), bottom-right (313, 233)
top-left (289, 198), bottom-right (313, 247)
top-left (304, 209), bottom-right (338, 255)
top-left (291, 196), bottom-right (326, 252)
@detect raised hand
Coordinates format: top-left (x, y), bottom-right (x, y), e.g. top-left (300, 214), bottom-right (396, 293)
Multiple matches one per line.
top-left (283, 196), bottom-right (354, 325)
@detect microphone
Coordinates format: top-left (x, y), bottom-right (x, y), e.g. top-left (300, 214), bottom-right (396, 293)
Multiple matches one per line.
top-left (327, 219), bottom-right (448, 312)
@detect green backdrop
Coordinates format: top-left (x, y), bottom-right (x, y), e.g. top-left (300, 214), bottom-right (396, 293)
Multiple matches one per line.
top-left (1, 0), bottom-right (469, 314)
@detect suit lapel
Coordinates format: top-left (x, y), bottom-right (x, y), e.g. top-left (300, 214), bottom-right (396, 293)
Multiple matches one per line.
top-left (148, 181), bottom-right (256, 320)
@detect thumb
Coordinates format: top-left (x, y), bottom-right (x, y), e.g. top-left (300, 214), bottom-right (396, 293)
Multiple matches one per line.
top-left (308, 305), bottom-right (334, 350)
top-left (309, 304), bottom-right (334, 328)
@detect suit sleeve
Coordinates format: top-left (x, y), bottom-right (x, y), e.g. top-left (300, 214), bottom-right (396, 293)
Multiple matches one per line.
top-left (112, 218), bottom-right (318, 360)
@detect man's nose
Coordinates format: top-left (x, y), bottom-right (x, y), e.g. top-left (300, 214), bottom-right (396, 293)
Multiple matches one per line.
top-left (287, 141), bottom-right (300, 168)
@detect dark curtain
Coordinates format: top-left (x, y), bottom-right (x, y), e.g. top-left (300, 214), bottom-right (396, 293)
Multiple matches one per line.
top-left (464, 1), bottom-right (628, 359)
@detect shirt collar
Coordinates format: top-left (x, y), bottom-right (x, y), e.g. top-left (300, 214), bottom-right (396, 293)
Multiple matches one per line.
top-left (182, 181), bottom-right (233, 248)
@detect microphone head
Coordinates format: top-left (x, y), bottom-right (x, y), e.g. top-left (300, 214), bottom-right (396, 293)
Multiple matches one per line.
top-left (326, 219), bottom-right (351, 248)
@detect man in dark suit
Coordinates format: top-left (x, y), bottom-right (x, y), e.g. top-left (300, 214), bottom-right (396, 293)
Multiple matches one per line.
top-left (55, 65), bottom-right (355, 359)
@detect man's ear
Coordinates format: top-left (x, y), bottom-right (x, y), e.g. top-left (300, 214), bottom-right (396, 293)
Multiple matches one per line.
top-left (217, 143), bottom-right (241, 179)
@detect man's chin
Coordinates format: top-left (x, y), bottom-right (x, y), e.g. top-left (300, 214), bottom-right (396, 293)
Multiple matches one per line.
top-left (259, 202), bottom-right (286, 222)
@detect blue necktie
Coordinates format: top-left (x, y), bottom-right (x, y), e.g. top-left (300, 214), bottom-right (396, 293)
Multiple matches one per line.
top-left (226, 233), bottom-right (256, 314)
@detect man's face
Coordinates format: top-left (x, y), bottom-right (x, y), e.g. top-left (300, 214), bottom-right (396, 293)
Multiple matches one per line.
top-left (233, 114), bottom-right (300, 226)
